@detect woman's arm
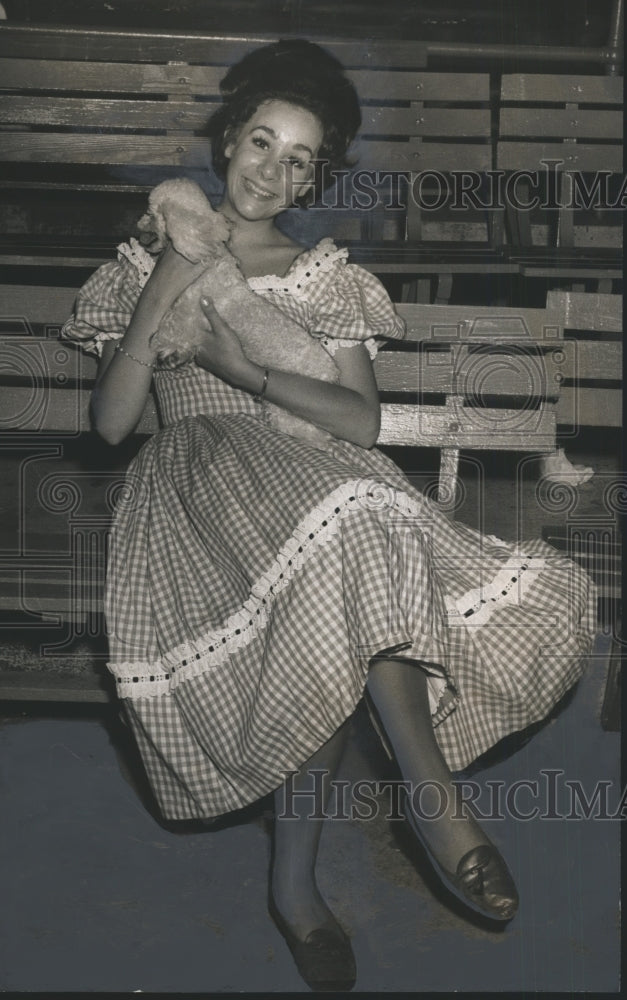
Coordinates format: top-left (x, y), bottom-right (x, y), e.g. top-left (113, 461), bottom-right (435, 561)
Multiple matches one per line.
top-left (91, 245), bottom-right (206, 444)
top-left (196, 298), bottom-right (381, 449)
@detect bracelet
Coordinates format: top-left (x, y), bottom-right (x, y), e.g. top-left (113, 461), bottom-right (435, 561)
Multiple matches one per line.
top-left (114, 342), bottom-right (156, 369)
top-left (254, 367), bottom-right (270, 403)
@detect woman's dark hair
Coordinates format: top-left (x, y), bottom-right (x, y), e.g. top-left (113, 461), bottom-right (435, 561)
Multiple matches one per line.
top-left (206, 39), bottom-right (361, 205)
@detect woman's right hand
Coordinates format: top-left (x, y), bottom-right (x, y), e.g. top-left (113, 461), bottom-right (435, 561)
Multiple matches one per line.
top-left (147, 242), bottom-right (209, 313)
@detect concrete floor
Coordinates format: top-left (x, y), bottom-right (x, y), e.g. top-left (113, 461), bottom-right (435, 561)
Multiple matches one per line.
top-left (0, 441), bottom-right (621, 993)
top-left (0, 641), bottom-right (620, 993)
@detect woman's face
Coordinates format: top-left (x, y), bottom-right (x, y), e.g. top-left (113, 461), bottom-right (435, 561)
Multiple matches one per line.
top-left (221, 100), bottom-right (324, 222)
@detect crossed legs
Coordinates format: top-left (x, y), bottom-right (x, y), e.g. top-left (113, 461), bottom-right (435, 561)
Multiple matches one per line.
top-left (271, 657), bottom-right (493, 938)
top-left (366, 657), bottom-right (492, 870)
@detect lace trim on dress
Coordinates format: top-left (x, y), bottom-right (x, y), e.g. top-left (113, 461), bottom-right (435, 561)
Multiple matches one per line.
top-left (444, 555), bottom-right (547, 628)
top-left (247, 238), bottom-right (349, 297)
top-left (106, 477), bottom-right (545, 703)
top-left (117, 236), bottom-right (347, 300)
top-left (117, 238), bottom-right (157, 290)
top-left (319, 335), bottom-right (379, 360)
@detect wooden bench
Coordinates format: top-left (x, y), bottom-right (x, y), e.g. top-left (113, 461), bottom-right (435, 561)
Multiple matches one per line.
top-left (495, 73), bottom-right (623, 287)
top-left (0, 25), bottom-right (620, 709)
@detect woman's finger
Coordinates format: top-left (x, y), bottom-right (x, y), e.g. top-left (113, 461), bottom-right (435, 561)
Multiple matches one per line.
top-left (200, 295), bottom-right (225, 326)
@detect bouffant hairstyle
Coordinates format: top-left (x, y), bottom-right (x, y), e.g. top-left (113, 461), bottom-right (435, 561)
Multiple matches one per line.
top-left (206, 39), bottom-right (361, 205)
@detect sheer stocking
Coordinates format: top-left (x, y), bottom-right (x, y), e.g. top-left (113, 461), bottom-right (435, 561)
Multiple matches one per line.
top-left (366, 658), bottom-right (492, 872)
top-left (271, 720), bottom-right (349, 940)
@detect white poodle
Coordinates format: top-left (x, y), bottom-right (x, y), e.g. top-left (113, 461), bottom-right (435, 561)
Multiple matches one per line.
top-left (139, 178), bottom-right (339, 446)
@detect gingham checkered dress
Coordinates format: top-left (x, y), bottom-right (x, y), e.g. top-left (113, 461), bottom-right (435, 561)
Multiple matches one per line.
top-left (62, 238), bottom-right (597, 821)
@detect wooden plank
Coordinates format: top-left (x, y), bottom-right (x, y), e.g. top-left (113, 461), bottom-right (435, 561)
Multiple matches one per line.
top-left (2, 62), bottom-right (484, 105)
top-left (3, 133), bottom-right (491, 172)
top-left (555, 340), bottom-right (621, 379)
top-left (0, 572), bottom-right (103, 599)
top-left (0, 248), bottom-right (522, 275)
top-left (379, 401), bottom-right (556, 449)
top-left (1, 383), bottom-right (558, 445)
top-left (409, 142), bottom-right (492, 172)
top-left (546, 291), bottom-right (622, 333)
top-left (0, 670), bottom-right (111, 702)
top-left (0, 594), bottom-right (101, 617)
top-left (0, 253), bottom-right (122, 269)
top-left (351, 70), bottom-right (490, 102)
top-left (557, 387), bottom-right (621, 426)
top-left (0, 133), bottom-right (212, 167)
top-left (374, 348), bottom-right (554, 396)
top-left (0, 346), bottom-right (556, 403)
top-left (356, 139), bottom-right (492, 172)
top-left (398, 303), bottom-right (562, 343)
top-left (501, 75), bottom-right (623, 104)
top-left (497, 141), bottom-right (623, 172)
top-left (2, 285), bottom-right (81, 323)
top-left (0, 25), bottom-right (429, 70)
top-left (361, 106), bottom-right (491, 138)
top-left (520, 264), bottom-right (623, 280)
top-left (0, 95), bottom-right (219, 131)
top-left (499, 108), bottom-right (623, 140)
top-left (0, 385), bottom-right (155, 434)
top-left (0, 58), bottom-right (224, 95)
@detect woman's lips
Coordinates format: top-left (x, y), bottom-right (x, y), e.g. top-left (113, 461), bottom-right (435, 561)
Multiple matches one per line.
top-left (242, 177), bottom-right (277, 201)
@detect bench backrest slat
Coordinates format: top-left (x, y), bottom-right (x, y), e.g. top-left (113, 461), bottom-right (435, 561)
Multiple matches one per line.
top-left (0, 95), bottom-right (220, 130)
top-left (546, 291), bottom-right (623, 333)
top-left (497, 141), bottom-right (623, 172)
top-left (0, 384), bottom-right (559, 452)
top-left (500, 74), bottom-right (623, 104)
top-left (0, 24), bottom-right (429, 69)
top-left (1, 134), bottom-right (213, 168)
top-left (499, 108), bottom-right (623, 140)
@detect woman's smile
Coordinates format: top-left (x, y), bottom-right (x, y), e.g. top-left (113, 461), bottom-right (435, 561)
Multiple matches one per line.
top-left (241, 176), bottom-right (278, 201)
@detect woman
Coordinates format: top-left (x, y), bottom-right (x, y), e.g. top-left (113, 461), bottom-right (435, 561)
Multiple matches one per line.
top-left (62, 39), bottom-right (596, 992)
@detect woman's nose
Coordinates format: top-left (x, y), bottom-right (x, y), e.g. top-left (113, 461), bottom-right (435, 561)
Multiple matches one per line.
top-left (258, 154), bottom-right (281, 181)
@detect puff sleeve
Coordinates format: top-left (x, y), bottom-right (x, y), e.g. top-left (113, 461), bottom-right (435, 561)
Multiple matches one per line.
top-left (60, 238), bottom-right (157, 357)
top-left (295, 242), bottom-right (406, 359)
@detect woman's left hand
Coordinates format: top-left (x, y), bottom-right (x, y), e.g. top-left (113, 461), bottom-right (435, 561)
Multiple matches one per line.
top-left (195, 296), bottom-right (255, 386)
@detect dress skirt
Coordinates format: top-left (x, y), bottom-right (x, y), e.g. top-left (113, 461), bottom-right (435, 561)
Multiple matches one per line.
top-left (105, 412), bottom-right (597, 821)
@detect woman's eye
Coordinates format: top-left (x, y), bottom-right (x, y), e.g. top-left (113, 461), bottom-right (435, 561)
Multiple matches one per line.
top-left (285, 157), bottom-right (308, 171)
top-left (252, 136), bottom-right (269, 149)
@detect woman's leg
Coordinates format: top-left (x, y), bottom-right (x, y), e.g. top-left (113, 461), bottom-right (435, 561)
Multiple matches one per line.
top-left (271, 719), bottom-right (350, 939)
top-left (366, 658), bottom-right (491, 871)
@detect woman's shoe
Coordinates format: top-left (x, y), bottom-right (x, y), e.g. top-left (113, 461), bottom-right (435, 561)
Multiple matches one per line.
top-left (268, 893), bottom-right (357, 992)
top-left (404, 806), bottom-right (519, 921)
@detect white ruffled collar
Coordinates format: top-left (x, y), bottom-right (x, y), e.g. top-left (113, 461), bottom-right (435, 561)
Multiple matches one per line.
top-left (247, 238), bottom-right (348, 295)
top-left (117, 236), bottom-right (349, 296)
